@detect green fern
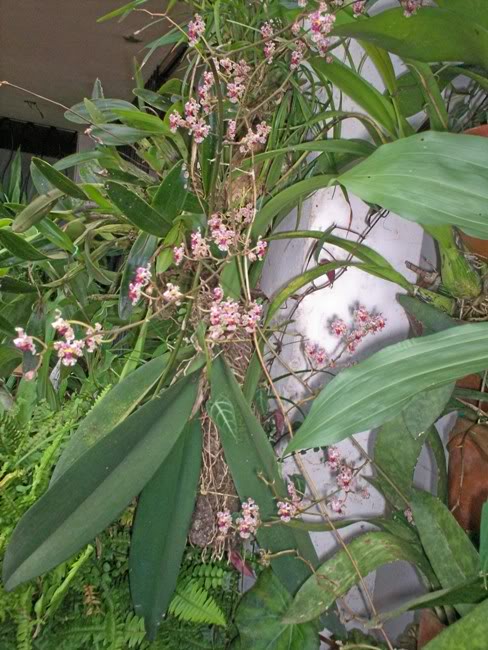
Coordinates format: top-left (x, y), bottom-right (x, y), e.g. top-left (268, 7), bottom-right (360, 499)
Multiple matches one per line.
top-left (169, 580), bottom-right (227, 627)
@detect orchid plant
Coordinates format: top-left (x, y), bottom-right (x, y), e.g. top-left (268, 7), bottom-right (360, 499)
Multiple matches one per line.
top-left (2, 0), bottom-right (488, 648)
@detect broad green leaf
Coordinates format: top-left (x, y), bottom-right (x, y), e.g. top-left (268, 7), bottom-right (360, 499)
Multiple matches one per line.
top-left (434, 0), bottom-right (488, 27)
top-left (411, 489), bottom-right (479, 616)
top-left (480, 501), bottom-right (488, 574)
top-left (252, 175), bottom-right (335, 238)
top-left (51, 355), bottom-right (168, 482)
top-left (132, 88), bottom-right (171, 111)
top-left (12, 189), bottom-right (65, 233)
top-left (397, 294), bottom-right (459, 335)
top-left (339, 132), bottom-right (488, 239)
top-left (152, 160), bottom-right (187, 223)
top-left (32, 158), bottom-right (87, 200)
top-left (311, 56), bottom-right (397, 136)
top-left (64, 98), bottom-right (138, 124)
top-left (333, 7), bottom-right (488, 68)
top-left (53, 150), bottom-right (106, 172)
top-left (130, 419), bottom-right (202, 640)
top-left (119, 231), bottom-right (158, 319)
top-left (423, 599), bottom-right (488, 649)
top-left (235, 570), bottom-right (320, 650)
top-left (210, 356), bottom-right (318, 595)
top-left (405, 60), bottom-right (449, 131)
top-left (0, 229), bottom-right (51, 261)
top-left (286, 323), bottom-right (488, 453)
top-left (112, 108), bottom-right (170, 135)
top-left (37, 218), bottom-right (76, 254)
top-left (2, 371), bottom-right (199, 590)
top-left (284, 532), bottom-right (434, 624)
top-left (89, 124), bottom-right (154, 146)
top-left (105, 181), bottom-right (169, 236)
top-left (0, 276), bottom-right (37, 294)
top-left (0, 313), bottom-right (15, 336)
top-left (402, 383), bottom-right (455, 438)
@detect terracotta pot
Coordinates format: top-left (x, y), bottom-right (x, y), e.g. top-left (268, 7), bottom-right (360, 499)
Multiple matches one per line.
top-left (448, 416), bottom-right (488, 534)
top-left (459, 125), bottom-right (488, 258)
top-left (417, 610), bottom-right (446, 648)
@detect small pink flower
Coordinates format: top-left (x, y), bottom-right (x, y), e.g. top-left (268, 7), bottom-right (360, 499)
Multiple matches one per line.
top-left (51, 311), bottom-right (74, 341)
top-left (227, 82), bottom-right (245, 104)
top-left (135, 266), bottom-right (151, 287)
top-left (241, 301), bottom-right (263, 334)
top-left (402, 0), bottom-right (422, 17)
top-left (188, 14), bottom-right (205, 47)
top-left (326, 446), bottom-right (342, 471)
top-left (337, 465), bottom-right (354, 492)
top-left (330, 318), bottom-right (348, 337)
top-left (128, 282), bottom-right (142, 306)
top-left (233, 203), bottom-right (255, 223)
top-left (85, 323), bottom-right (103, 353)
top-left (291, 42), bottom-right (306, 70)
top-left (291, 21), bottom-right (301, 36)
top-left (216, 509), bottom-right (232, 537)
top-left (329, 498), bottom-right (345, 514)
top-left (264, 41), bottom-right (275, 64)
top-left (54, 338), bottom-right (85, 366)
top-left (212, 286), bottom-right (224, 303)
top-left (236, 498), bottom-right (260, 539)
top-left (277, 501), bottom-right (295, 523)
top-left (227, 119), bottom-right (237, 141)
top-left (173, 244), bottom-right (185, 266)
top-left (239, 122), bottom-right (271, 153)
top-left (354, 306), bottom-right (370, 323)
top-left (169, 111), bottom-right (184, 133)
top-left (353, 0), bottom-right (366, 16)
top-left (162, 283), bottom-right (183, 305)
top-left (191, 230), bottom-right (210, 259)
top-left (13, 328), bottom-right (36, 355)
top-left (304, 342), bottom-right (328, 368)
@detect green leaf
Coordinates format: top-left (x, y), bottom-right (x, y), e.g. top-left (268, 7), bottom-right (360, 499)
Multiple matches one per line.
top-left (12, 189), bottom-right (65, 233)
top-left (405, 60), bottom-right (449, 131)
top-left (51, 355), bottom-right (168, 482)
top-left (286, 322), bottom-right (488, 453)
top-left (105, 181), bottom-right (170, 236)
top-left (0, 229), bottom-right (51, 261)
top-left (311, 56), bottom-right (397, 136)
top-left (422, 599), bottom-right (488, 649)
top-left (402, 383), bottom-right (455, 438)
top-left (152, 160), bottom-right (188, 223)
top-left (284, 532), bottom-right (434, 624)
top-left (397, 294), bottom-right (459, 335)
top-left (31, 159), bottom-right (87, 200)
top-left (0, 276), bottom-right (38, 294)
top-left (0, 345), bottom-right (22, 378)
top-left (252, 175), bottom-right (335, 238)
top-left (119, 232), bottom-right (158, 319)
top-left (0, 313), bottom-right (15, 336)
top-left (480, 501), bottom-right (488, 574)
top-left (168, 580), bottom-right (226, 627)
top-left (411, 489), bottom-right (479, 616)
top-left (37, 218), bottom-right (76, 254)
top-left (130, 419), bottom-right (202, 640)
top-left (333, 7), bottom-right (488, 68)
top-left (235, 570), bottom-right (320, 650)
top-left (132, 88), bottom-right (171, 111)
top-left (89, 124), bottom-right (154, 146)
top-left (113, 108), bottom-right (170, 135)
top-left (210, 356), bottom-right (318, 595)
top-left (339, 132), bottom-right (488, 239)
top-left (64, 98), bottom-right (138, 124)
top-left (2, 371), bottom-right (199, 590)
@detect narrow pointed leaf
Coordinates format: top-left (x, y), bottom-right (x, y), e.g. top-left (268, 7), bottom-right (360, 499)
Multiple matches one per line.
top-left (422, 599), bottom-right (488, 649)
top-left (0, 276), bottom-right (38, 294)
top-left (51, 355), bottom-right (168, 482)
top-left (480, 501), bottom-right (488, 574)
top-left (411, 489), bottom-right (479, 616)
top-left (339, 132), bottom-right (488, 239)
top-left (284, 532), bottom-right (434, 624)
top-left (64, 99), bottom-right (138, 124)
top-left (3, 371), bottom-right (200, 590)
top-left (31, 158), bottom-right (87, 200)
top-left (12, 189), bottom-right (65, 233)
top-left (152, 161), bottom-right (187, 224)
top-left (0, 229), bottom-right (52, 261)
top-left (130, 419), bottom-right (202, 639)
top-left (210, 356), bottom-right (318, 595)
top-left (286, 323), bottom-right (488, 453)
top-left (105, 181), bottom-right (169, 236)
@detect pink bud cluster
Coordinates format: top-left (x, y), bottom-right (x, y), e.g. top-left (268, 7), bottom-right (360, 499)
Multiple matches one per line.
top-left (290, 41), bottom-right (307, 69)
top-left (191, 229), bottom-right (211, 259)
top-left (13, 328), bottom-right (36, 355)
top-left (198, 70), bottom-right (215, 115)
top-left (277, 482), bottom-right (303, 522)
top-left (353, 0), bottom-right (366, 16)
top-left (304, 342), bottom-right (329, 368)
top-left (208, 214), bottom-right (236, 252)
top-left (216, 498), bottom-right (261, 541)
top-left (239, 122), bottom-right (272, 154)
top-left (173, 244), bottom-right (185, 266)
top-left (129, 265), bottom-right (152, 306)
top-left (209, 289), bottom-right (263, 341)
top-left (402, 0), bottom-right (422, 17)
top-left (330, 306), bottom-right (386, 354)
top-left (169, 98), bottom-right (211, 144)
top-left (326, 446), bottom-right (370, 515)
top-left (247, 237), bottom-right (267, 262)
top-left (226, 119), bottom-right (237, 141)
top-left (260, 21), bottom-right (276, 64)
top-left (188, 13), bottom-right (205, 47)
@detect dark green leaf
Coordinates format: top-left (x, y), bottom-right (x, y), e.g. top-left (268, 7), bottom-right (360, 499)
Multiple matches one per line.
top-left (31, 159), bottom-right (87, 201)
top-left (235, 570), bottom-right (320, 650)
top-left (0, 229), bottom-right (51, 261)
top-left (132, 88), bottom-right (171, 111)
top-left (0, 276), bottom-right (38, 294)
top-left (105, 181), bottom-right (169, 236)
top-left (64, 99), bottom-right (138, 125)
top-left (2, 371), bottom-right (200, 590)
top-left (152, 161), bottom-right (187, 224)
top-left (130, 419), bottom-right (202, 640)
top-left (402, 384), bottom-right (455, 438)
top-left (12, 189), bottom-right (65, 233)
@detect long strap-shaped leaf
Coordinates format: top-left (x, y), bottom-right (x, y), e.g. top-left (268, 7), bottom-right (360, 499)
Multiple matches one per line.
top-left (286, 322), bottom-right (488, 453)
top-left (2, 371), bottom-right (200, 591)
top-left (422, 598), bottom-right (488, 650)
top-left (283, 531), bottom-right (434, 624)
top-left (338, 131), bottom-right (488, 239)
top-left (130, 419), bottom-right (202, 640)
top-left (209, 356), bottom-right (318, 595)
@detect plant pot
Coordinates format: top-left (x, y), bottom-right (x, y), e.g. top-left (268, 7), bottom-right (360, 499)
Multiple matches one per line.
top-left (448, 416), bottom-right (488, 534)
top-left (417, 610), bottom-right (446, 648)
top-left (459, 125), bottom-right (488, 258)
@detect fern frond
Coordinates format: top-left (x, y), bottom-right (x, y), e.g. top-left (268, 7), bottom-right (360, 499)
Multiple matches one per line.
top-left (169, 580), bottom-right (226, 627)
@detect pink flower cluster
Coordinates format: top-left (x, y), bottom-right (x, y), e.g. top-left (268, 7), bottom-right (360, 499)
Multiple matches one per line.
top-left (326, 446), bottom-right (370, 515)
top-left (330, 306), bottom-right (386, 354)
top-left (162, 283), bottom-right (183, 305)
top-left (208, 214), bottom-right (236, 252)
top-left (304, 342), bottom-right (329, 368)
top-left (216, 498), bottom-right (261, 541)
top-left (239, 122), bottom-right (272, 154)
top-left (173, 244), bottom-right (185, 266)
top-left (402, 0), bottom-right (422, 17)
top-left (277, 482), bottom-right (303, 522)
top-left (129, 265), bottom-right (152, 306)
top-left (169, 98), bottom-right (211, 144)
top-left (290, 41), bottom-right (307, 70)
top-left (209, 289), bottom-right (263, 340)
top-left (198, 70), bottom-right (215, 115)
top-left (13, 328), bottom-right (36, 355)
top-left (218, 58), bottom-right (251, 104)
top-left (188, 14), bottom-right (205, 47)
top-left (353, 0), bottom-right (366, 16)
top-left (247, 237), bottom-right (267, 262)
top-left (260, 21), bottom-right (276, 63)
top-left (309, 2), bottom-right (336, 57)
top-left (191, 229), bottom-right (211, 258)
top-left (51, 311), bottom-right (102, 366)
